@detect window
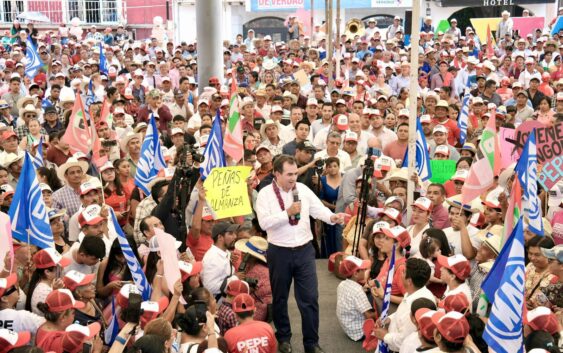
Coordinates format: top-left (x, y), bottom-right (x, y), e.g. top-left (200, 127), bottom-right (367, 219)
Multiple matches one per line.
top-left (2, 0), bottom-right (24, 23)
top-left (68, 0), bottom-right (119, 24)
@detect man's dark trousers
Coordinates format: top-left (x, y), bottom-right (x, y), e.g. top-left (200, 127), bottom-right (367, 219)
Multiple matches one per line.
top-left (267, 241), bottom-right (319, 351)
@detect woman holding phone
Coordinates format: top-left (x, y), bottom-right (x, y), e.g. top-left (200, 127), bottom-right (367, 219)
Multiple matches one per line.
top-left (27, 248), bottom-right (69, 316)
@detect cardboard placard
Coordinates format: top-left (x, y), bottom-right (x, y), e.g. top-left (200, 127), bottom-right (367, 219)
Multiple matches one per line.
top-left (204, 166), bottom-right (253, 219)
top-left (429, 160), bottom-right (457, 184)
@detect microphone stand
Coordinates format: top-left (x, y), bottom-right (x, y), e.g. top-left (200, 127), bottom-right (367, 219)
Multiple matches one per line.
top-left (351, 149), bottom-right (377, 257)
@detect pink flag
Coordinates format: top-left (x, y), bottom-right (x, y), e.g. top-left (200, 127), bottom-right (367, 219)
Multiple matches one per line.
top-left (154, 228), bottom-right (186, 304)
top-left (61, 94), bottom-right (92, 155)
top-left (503, 177), bottom-right (522, 245)
top-left (0, 212), bottom-right (14, 273)
top-left (461, 157), bottom-right (494, 204)
top-left (91, 118), bottom-right (108, 168)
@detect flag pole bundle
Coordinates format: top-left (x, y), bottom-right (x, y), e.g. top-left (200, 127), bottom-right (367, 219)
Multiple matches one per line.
top-left (134, 114), bottom-right (166, 196)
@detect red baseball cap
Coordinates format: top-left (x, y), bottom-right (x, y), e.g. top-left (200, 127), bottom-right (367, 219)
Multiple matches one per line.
top-left (525, 306), bottom-right (560, 335)
top-left (178, 261), bottom-right (202, 282)
top-left (431, 311), bottom-right (470, 343)
top-left (232, 293), bottom-right (256, 313)
top-left (62, 323), bottom-right (101, 353)
top-left (440, 292), bottom-right (470, 314)
top-left (226, 280), bottom-right (250, 297)
top-left (63, 270), bottom-right (95, 291)
top-left (0, 329), bottom-right (31, 353)
top-left (334, 114), bottom-right (349, 131)
top-left (0, 274), bottom-right (18, 297)
top-left (33, 248), bottom-right (71, 269)
top-left (140, 296), bottom-right (170, 327)
top-left (382, 225), bottom-right (411, 249)
top-left (45, 289), bottom-right (85, 312)
top-left (377, 207), bottom-right (402, 225)
top-left (437, 254), bottom-right (471, 281)
top-left (116, 283), bottom-right (140, 308)
top-left (415, 308), bottom-right (438, 342)
top-left (339, 256), bottom-right (371, 278)
top-left (1, 130), bottom-right (16, 140)
top-left (78, 204), bottom-right (104, 228)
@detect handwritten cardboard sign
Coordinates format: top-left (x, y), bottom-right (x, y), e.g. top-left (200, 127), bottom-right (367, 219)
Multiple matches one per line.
top-left (204, 166), bottom-right (252, 219)
top-left (514, 121), bottom-right (563, 190)
top-left (430, 160), bottom-right (457, 185)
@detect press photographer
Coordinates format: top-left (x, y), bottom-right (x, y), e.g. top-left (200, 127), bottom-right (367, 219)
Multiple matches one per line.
top-left (151, 143), bottom-right (200, 248)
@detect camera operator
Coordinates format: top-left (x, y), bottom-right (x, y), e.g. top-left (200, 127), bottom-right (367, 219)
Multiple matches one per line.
top-left (152, 143), bottom-right (200, 245)
top-left (295, 141), bottom-right (319, 191)
top-left (234, 236), bottom-right (272, 322)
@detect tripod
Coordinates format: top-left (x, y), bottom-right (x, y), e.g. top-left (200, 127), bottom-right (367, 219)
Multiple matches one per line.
top-left (351, 149), bottom-right (378, 257)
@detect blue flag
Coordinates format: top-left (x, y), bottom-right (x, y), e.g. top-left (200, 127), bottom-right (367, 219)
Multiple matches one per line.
top-left (400, 120), bottom-right (432, 182)
top-left (482, 217), bottom-right (525, 353)
top-left (99, 42), bottom-right (108, 75)
top-left (134, 114), bottom-right (166, 195)
top-left (457, 93), bottom-right (470, 145)
top-left (376, 244), bottom-right (396, 353)
top-left (8, 152), bottom-right (53, 249)
top-left (31, 136), bottom-right (44, 169)
top-left (104, 297), bottom-right (119, 345)
top-left (514, 129), bottom-right (543, 236)
top-left (24, 37), bottom-right (43, 79)
top-left (85, 79), bottom-right (96, 110)
top-left (110, 209), bottom-right (152, 300)
top-left (199, 109), bottom-right (226, 180)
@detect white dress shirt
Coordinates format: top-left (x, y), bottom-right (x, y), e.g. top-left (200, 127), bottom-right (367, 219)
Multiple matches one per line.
top-left (256, 182), bottom-right (335, 247)
top-left (202, 245), bottom-right (235, 296)
top-left (384, 286), bottom-right (436, 352)
top-left (371, 127), bottom-right (398, 150)
top-left (280, 124), bottom-right (313, 145)
top-left (314, 149), bottom-right (352, 171)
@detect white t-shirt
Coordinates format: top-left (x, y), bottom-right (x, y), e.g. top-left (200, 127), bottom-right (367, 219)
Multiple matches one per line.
top-left (31, 282), bottom-right (52, 316)
top-left (443, 225), bottom-right (480, 256)
top-left (399, 331), bottom-right (423, 353)
top-left (0, 308), bottom-right (46, 332)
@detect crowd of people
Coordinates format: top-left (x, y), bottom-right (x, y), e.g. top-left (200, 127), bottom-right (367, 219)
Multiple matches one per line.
top-left (0, 8), bottom-right (562, 353)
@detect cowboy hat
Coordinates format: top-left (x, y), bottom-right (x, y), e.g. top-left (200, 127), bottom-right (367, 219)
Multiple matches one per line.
top-left (1, 152), bottom-right (24, 168)
top-left (16, 95), bottom-right (36, 111)
top-left (235, 236), bottom-right (268, 263)
top-left (259, 119), bottom-right (281, 140)
top-left (57, 157), bottom-right (89, 182)
top-left (262, 60), bottom-right (277, 71)
top-left (19, 104), bottom-right (39, 118)
top-left (446, 194), bottom-right (480, 213)
top-left (120, 132), bottom-right (141, 153)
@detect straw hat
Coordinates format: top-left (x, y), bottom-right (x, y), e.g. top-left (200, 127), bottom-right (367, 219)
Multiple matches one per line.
top-left (16, 95), bottom-right (36, 110)
top-left (120, 132), bottom-right (141, 153)
top-left (19, 104), bottom-right (39, 119)
top-left (57, 157), bottom-right (89, 182)
top-left (235, 236), bottom-right (268, 263)
top-left (259, 119), bottom-right (281, 140)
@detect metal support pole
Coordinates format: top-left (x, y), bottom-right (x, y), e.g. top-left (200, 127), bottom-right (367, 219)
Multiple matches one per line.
top-left (327, 0), bottom-right (334, 89)
top-left (406, 0), bottom-right (420, 225)
top-left (335, 0), bottom-right (341, 81)
top-left (310, 0), bottom-right (314, 38)
top-left (196, 0), bottom-right (223, 95)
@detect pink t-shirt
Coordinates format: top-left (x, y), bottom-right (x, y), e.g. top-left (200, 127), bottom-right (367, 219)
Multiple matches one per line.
top-left (551, 210), bottom-right (563, 245)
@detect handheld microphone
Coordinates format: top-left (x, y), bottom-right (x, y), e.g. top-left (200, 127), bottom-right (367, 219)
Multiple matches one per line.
top-left (292, 188), bottom-right (301, 221)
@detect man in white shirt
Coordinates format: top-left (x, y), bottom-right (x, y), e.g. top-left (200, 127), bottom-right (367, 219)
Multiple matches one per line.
top-left (255, 155), bottom-right (346, 353)
top-left (314, 132), bottom-right (352, 171)
top-left (373, 258), bottom-right (436, 352)
top-left (443, 202), bottom-right (480, 259)
top-left (369, 109), bottom-right (397, 150)
top-left (202, 222), bottom-right (238, 298)
top-left (0, 273), bottom-right (46, 334)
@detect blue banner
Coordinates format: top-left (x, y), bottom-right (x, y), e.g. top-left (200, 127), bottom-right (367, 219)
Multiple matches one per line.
top-left (25, 37), bottom-right (43, 79)
top-left (200, 110), bottom-right (226, 180)
top-left (110, 209), bottom-right (152, 300)
top-left (482, 217), bottom-right (525, 353)
top-left (8, 152), bottom-right (53, 249)
top-left (134, 114), bottom-right (166, 195)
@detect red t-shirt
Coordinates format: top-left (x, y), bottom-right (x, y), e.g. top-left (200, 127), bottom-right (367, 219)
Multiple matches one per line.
top-left (187, 231), bottom-right (213, 261)
top-left (432, 118), bottom-right (460, 147)
top-left (224, 320), bottom-right (277, 353)
top-left (36, 327), bottom-right (65, 353)
top-left (376, 256), bottom-right (407, 296)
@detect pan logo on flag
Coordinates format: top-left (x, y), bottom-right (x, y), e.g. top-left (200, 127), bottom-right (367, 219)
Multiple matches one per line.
top-left (29, 184), bottom-right (49, 241)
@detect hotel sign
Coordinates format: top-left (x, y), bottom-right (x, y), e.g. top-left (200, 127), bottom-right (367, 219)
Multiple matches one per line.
top-left (440, 0), bottom-right (551, 6)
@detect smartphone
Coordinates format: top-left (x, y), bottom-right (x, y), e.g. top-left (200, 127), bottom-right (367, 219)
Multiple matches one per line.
top-left (56, 265), bottom-right (62, 279)
top-left (83, 342), bottom-right (92, 353)
top-left (125, 292), bottom-right (142, 324)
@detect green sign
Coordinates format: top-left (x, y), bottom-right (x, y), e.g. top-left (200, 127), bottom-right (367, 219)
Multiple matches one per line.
top-left (430, 160), bottom-right (457, 184)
